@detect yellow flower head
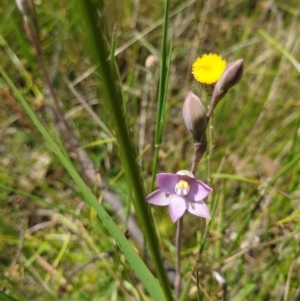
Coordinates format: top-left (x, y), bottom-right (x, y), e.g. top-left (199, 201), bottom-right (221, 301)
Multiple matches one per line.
top-left (192, 53), bottom-right (227, 85)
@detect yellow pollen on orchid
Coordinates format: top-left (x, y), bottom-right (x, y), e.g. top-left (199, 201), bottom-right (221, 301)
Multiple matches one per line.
top-left (192, 53), bottom-right (227, 85)
top-left (175, 179), bottom-right (190, 196)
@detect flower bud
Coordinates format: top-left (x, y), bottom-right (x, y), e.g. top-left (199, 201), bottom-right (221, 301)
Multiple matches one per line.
top-left (145, 55), bottom-right (159, 69)
top-left (219, 59), bottom-right (244, 91)
top-left (182, 91), bottom-right (207, 142)
top-left (208, 59), bottom-right (244, 119)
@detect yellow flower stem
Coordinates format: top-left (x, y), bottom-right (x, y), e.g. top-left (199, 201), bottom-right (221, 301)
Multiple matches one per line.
top-left (207, 114), bottom-right (214, 186)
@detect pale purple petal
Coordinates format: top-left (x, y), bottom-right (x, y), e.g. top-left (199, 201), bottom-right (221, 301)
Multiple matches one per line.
top-left (187, 200), bottom-right (211, 219)
top-left (146, 189), bottom-right (170, 206)
top-left (187, 178), bottom-right (212, 201)
top-left (169, 195), bottom-right (187, 222)
top-left (157, 173), bottom-right (179, 194)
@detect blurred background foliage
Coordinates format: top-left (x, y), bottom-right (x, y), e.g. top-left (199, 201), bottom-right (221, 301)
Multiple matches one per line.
top-left (0, 0), bottom-right (300, 300)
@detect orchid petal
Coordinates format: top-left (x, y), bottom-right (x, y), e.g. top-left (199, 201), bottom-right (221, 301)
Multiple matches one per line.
top-left (169, 195), bottom-right (187, 222)
top-left (188, 178), bottom-right (212, 201)
top-left (187, 200), bottom-right (211, 219)
top-left (146, 189), bottom-right (170, 206)
top-left (157, 173), bottom-right (179, 194)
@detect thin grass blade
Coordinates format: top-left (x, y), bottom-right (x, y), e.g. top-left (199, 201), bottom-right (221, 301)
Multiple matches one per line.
top-left (0, 66), bottom-right (167, 301)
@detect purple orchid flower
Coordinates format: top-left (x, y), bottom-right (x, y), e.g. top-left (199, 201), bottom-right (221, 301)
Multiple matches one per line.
top-left (146, 170), bottom-right (212, 222)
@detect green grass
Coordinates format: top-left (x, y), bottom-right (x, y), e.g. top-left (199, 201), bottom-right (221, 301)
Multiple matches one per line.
top-left (1, 0), bottom-right (300, 300)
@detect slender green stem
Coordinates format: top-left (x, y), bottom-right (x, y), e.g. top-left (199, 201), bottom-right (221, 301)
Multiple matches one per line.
top-left (151, 146), bottom-right (160, 189)
top-left (77, 2), bottom-right (173, 300)
top-left (151, 0), bottom-right (170, 189)
top-left (207, 116), bottom-right (214, 187)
